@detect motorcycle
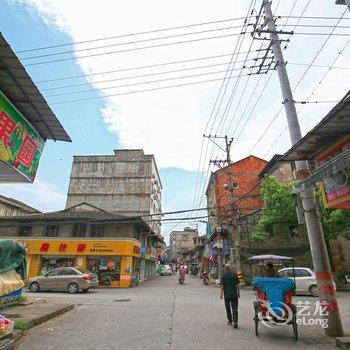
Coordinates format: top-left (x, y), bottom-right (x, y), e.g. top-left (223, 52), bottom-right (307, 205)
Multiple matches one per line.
top-left (200, 271), bottom-right (209, 285)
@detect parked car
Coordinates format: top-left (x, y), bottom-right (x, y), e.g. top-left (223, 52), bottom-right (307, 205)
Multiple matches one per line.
top-left (160, 265), bottom-right (172, 276)
top-left (27, 267), bottom-right (98, 293)
top-left (278, 267), bottom-right (336, 297)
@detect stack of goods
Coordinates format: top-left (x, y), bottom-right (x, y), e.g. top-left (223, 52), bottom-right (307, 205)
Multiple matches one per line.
top-left (0, 315), bottom-right (13, 336)
top-left (0, 240), bottom-right (27, 304)
top-left (0, 270), bottom-right (24, 302)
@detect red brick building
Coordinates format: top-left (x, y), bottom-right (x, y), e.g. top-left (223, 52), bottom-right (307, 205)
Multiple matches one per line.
top-left (206, 155), bottom-right (268, 236)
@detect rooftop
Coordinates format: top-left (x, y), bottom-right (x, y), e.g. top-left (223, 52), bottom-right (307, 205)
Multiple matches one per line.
top-left (0, 194), bottom-right (41, 213)
top-left (282, 91), bottom-right (350, 161)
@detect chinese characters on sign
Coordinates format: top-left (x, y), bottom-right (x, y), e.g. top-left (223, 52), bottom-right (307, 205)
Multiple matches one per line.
top-left (0, 90), bottom-right (44, 182)
top-left (316, 136), bottom-right (350, 209)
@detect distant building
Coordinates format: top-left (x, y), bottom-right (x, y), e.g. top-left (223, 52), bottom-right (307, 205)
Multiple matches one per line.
top-left (65, 149), bottom-right (162, 234)
top-left (169, 227), bottom-right (198, 262)
top-left (0, 202), bottom-right (162, 287)
top-left (0, 195), bottom-right (40, 216)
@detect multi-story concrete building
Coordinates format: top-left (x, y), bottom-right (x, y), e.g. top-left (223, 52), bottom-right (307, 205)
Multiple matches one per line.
top-left (169, 227), bottom-right (198, 262)
top-left (0, 195), bottom-right (40, 216)
top-left (65, 149), bottom-right (162, 234)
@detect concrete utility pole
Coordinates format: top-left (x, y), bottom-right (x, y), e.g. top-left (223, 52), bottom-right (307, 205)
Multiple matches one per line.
top-left (261, 0), bottom-right (343, 336)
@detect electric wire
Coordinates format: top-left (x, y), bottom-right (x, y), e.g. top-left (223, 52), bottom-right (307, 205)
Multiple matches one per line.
top-left (49, 73), bottom-right (253, 105)
top-left (191, 1), bottom-right (257, 226)
top-left (24, 32), bottom-right (248, 67)
top-left (20, 24), bottom-right (251, 61)
top-left (263, 38), bottom-right (350, 158)
top-left (194, 1), bottom-right (258, 223)
top-left (46, 68), bottom-right (250, 98)
top-left (15, 16), bottom-right (252, 53)
top-left (40, 61), bottom-right (252, 92)
top-left (249, 7), bottom-right (348, 154)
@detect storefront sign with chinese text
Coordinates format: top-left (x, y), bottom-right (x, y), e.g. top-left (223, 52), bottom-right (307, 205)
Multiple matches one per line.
top-left (316, 135), bottom-right (350, 209)
top-left (0, 90), bottom-right (44, 182)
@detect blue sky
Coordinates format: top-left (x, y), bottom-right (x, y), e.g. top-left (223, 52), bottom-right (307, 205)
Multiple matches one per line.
top-left (0, 2), bottom-right (199, 240)
top-left (0, 0), bottom-right (349, 242)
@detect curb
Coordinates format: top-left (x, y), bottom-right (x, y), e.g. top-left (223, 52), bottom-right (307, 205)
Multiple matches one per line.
top-left (26, 304), bottom-right (74, 328)
top-left (0, 304), bottom-right (74, 350)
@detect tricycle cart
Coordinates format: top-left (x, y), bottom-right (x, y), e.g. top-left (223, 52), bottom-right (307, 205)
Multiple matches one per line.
top-left (248, 254), bottom-right (298, 341)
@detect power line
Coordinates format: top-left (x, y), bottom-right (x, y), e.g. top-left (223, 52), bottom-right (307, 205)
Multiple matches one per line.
top-left (192, 10), bottom-right (253, 215)
top-left (35, 53), bottom-right (241, 84)
top-left (192, 1), bottom-right (256, 223)
top-left (34, 56), bottom-right (350, 86)
top-left (278, 15), bottom-right (350, 20)
top-left (21, 25), bottom-right (250, 61)
top-left (40, 61), bottom-right (253, 92)
top-left (249, 7), bottom-right (348, 154)
top-left (195, 1), bottom-right (259, 217)
top-left (15, 16), bottom-right (252, 53)
top-left (24, 32), bottom-right (248, 67)
top-left (46, 68), bottom-right (249, 98)
top-left (263, 38), bottom-right (350, 158)
top-left (49, 73), bottom-right (252, 105)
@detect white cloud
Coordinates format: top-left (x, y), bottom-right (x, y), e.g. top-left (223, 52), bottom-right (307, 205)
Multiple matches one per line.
top-left (8, 0), bottom-right (350, 173)
top-left (0, 180), bottom-right (66, 212)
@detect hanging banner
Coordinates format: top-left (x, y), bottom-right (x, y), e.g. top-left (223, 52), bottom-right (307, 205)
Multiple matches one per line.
top-left (0, 90), bottom-right (44, 182)
top-left (316, 135), bottom-right (350, 209)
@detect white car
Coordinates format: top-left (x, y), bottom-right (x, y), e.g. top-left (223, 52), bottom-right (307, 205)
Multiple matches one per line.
top-left (160, 265), bottom-right (172, 276)
top-left (278, 267), bottom-right (336, 297)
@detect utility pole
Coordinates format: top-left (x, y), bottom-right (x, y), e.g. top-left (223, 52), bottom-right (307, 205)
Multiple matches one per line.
top-left (204, 134), bottom-right (236, 280)
top-left (256, 0), bottom-right (343, 336)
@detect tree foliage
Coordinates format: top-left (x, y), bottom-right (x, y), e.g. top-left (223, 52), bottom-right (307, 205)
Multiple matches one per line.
top-left (250, 176), bottom-right (350, 241)
top-left (251, 176), bottom-right (297, 241)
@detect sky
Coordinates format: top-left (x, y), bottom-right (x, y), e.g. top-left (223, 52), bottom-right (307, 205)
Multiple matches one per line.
top-left (0, 0), bottom-right (349, 242)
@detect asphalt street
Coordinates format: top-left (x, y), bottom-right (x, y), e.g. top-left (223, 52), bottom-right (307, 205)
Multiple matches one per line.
top-left (16, 275), bottom-right (349, 350)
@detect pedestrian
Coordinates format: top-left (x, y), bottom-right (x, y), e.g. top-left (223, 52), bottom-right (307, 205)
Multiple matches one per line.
top-left (220, 263), bottom-right (240, 328)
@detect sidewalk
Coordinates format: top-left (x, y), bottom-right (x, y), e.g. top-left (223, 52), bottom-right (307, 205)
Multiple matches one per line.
top-left (0, 298), bottom-right (74, 350)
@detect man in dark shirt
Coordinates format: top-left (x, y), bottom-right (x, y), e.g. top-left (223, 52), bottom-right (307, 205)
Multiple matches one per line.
top-left (220, 263), bottom-right (240, 328)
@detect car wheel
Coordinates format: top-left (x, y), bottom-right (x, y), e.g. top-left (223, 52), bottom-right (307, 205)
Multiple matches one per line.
top-left (68, 282), bottom-right (79, 294)
top-left (29, 282), bottom-right (40, 292)
top-left (309, 285), bottom-right (319, 297)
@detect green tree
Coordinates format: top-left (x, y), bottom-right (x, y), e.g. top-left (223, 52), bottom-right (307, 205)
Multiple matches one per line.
top-left (251, 176), bottom-right (297, 241)
top-left (251, 176), bottom-right (350, 241)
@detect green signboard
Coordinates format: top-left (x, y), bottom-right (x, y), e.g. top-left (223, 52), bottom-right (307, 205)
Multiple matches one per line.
top-left (0, 90), bottom-right (44, 182)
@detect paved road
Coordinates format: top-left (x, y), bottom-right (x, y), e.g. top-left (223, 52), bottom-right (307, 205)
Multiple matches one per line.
top-left (17, 275), bottom-right (349, 350)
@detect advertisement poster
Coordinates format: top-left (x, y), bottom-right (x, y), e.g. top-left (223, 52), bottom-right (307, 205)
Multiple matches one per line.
top-left (0, 90), bottom-right (44, 182)
top-left (316, 136), bottom-right (350, 209)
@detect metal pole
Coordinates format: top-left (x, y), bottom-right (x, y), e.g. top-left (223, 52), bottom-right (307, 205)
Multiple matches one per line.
top-left (262, 0), bottom-right (343, 337)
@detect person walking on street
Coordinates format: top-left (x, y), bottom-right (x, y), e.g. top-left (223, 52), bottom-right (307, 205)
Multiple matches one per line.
top-left (220, 263), bottom-right (240, 328)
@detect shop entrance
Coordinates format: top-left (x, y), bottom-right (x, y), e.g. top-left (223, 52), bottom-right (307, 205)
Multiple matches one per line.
top-left (87, 256), bottom-right (121, 286)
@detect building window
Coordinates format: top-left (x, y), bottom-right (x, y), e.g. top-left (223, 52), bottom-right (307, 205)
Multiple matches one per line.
top-left (90, 224), bottom-right (105, 237)
top-left (18, 226), bottom-right (32, 237)
top-left (45, 225), bottom-right (58, 237)
top-left (73, 223), bottom-right (87, 237)
top-left (182, 235), bottom-right (189, 241)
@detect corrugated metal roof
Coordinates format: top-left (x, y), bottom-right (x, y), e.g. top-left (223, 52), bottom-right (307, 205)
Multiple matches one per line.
top-left (0, 33), bottom-right (71, 142)
top-left (282, 91), bottom-right (350, 161)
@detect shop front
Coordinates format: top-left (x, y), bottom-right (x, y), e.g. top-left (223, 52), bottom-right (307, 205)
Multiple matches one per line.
top-left (17, 238), bottom-right (141, 288)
